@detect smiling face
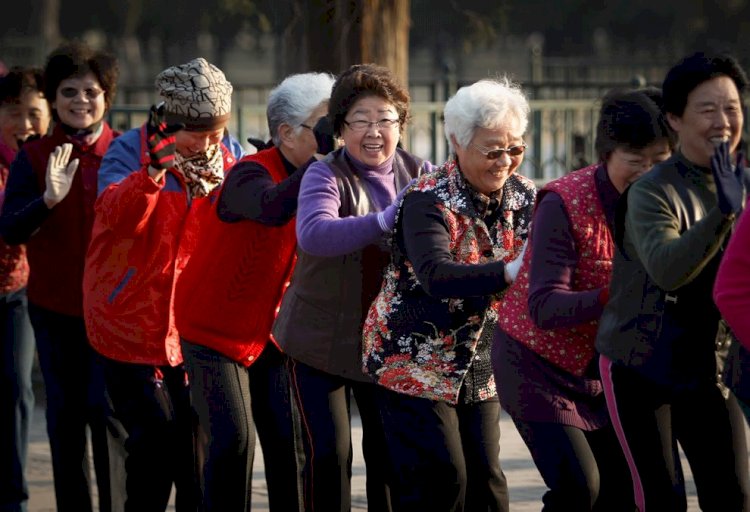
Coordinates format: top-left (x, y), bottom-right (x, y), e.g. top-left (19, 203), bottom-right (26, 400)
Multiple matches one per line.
top-left (341, 95), bottom-right (400, 167)
top-left (53, 72), bottom-right (106, 130)
top-left (606, 140), bottom-right (672, 193)
top-left (453, 126), bottom-right (524, 196)
top-left (667, 75), bottom-right (744, 168)
top-left (0, 89), bottom-right (51, 151)
top-left (174, 123), bottom-right (228, 158)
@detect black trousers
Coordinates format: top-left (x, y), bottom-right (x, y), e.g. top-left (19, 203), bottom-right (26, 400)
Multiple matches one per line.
top-left (0, 288), bottom-right (35, 512)
top-left (249, 344), bottom-right (304, 511)
top-left (29, 303), bottom-right (122, 512)
top-left (103, 359), bottom-right (199, 512)
top-left (288, 359), bottom-right (391, 512)
top-left (511, 418), bottom-right (635, 511)
top-left (601, 356), bottom-right (750, 512)
top-left (375, 386), bottom-right (509, 512)
top-left (182, 341), bottom-right (303, 512)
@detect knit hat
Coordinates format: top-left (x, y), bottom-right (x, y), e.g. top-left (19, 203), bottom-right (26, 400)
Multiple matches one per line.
top-left (155, 57), bottom-right (233, 131)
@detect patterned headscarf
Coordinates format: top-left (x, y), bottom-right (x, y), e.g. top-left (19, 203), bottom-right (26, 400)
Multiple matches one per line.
top-left (155, 57), bottom-right (233, 131)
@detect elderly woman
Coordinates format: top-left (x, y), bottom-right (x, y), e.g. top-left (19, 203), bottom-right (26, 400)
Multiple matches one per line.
top-left (597, 52), bottom-right (750, 511)
top-left (174, 71), bottom-right (335, 512)
top-left (271, 63), bottom-right (430, 512)
top-left (362, 78), bottom-right (536, 511)
top-left (0, 41), bottom-right (122, 512)
top-left (494, 88), bottom-right (674, 511)
top-left (83, 57), bottom-right (244, 511)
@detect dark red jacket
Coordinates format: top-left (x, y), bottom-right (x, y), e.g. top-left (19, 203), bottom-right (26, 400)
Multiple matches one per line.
top-left (0, 123), bottom-right (118, 316)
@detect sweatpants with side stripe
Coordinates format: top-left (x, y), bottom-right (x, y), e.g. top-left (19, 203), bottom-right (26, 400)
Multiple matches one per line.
top-left (599, 355), bottom-right (750, 512)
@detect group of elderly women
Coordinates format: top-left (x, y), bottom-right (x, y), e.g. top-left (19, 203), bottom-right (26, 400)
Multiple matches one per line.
top-left (5, 40), bottom-right (749, 512)
top-left (274, 53), bottom-right (750, 512)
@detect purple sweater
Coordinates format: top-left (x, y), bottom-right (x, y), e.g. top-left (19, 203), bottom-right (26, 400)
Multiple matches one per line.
top-left (296, 149), bottom-right (398, 257)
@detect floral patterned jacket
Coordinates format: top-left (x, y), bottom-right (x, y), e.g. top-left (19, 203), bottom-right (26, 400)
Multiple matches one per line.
top-left (362, 157), bottom-right (536, 403)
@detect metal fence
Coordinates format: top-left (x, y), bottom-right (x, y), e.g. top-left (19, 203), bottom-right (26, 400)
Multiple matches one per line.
top-left (108, 97), bottom-right (603, 184)
top-left (108, 97), bottom-right (750, 185)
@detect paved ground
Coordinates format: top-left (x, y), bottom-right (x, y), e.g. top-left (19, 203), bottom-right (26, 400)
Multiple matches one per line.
top-left (26, 399), bottom-right (711, 511)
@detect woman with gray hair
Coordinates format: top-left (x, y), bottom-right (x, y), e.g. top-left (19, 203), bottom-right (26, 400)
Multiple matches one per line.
top-left (362, 77), bottom-right (536, 511)
top-left (174, 71), bottom-right (335, 511)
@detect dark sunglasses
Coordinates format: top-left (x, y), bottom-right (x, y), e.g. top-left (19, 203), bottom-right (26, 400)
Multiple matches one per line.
top-left (59, 87), bottom-right (104, 100)
top-left (470, 142), bottom-right (527, 159)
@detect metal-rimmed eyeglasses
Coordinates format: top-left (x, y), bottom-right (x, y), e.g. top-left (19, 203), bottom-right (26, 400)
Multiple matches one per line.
top-left (343, 118), bottom-right (400, 132)
top-left (470, 142), bottom-right (527, 159)
top-left (59, 87), bottom-right (104, 100)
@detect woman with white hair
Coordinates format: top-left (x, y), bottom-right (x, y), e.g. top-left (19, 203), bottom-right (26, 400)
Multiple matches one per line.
top-left (173, 71), bottom-right (335, 511)
top-left (362, 77), bottom-right (536, 511)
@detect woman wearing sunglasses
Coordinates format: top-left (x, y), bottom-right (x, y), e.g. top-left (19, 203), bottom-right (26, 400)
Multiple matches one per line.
top-left (361, 78), bottom-right (536, 511)
top-left (493, 88), bottom-right (675, 511)
top-left (0, 41), bottom-right (122, 512)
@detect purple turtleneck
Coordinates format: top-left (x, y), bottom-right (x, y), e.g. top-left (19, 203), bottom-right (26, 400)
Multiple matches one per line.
top-left (296, 148), bottom-right (398, 257)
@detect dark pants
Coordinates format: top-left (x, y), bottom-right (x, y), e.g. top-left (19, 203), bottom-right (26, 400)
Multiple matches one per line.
top-left (512, 419), bottom-right (635, 511)
top-left (28, 302), bottom-right (122, 512)
top-left (288, 359), bottom-right (392, 512)
top-left (182, 340), bottom-right (303, 512)
top-left (103, 358), bottom-right (199, 512)
top-left (0, 288), bottom-right (35, 512)
top-left (249, 344), bottom-right (304, 511)
top-left (601, 355), bottom-right (750, 512)
top-left (374, 386), bottom-right (508, 512)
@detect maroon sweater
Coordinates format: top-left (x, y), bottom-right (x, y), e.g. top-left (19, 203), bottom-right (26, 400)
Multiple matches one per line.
top-left (0, 124), bottom-right (117, 316)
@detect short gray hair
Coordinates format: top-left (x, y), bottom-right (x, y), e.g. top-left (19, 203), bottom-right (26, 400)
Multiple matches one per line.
top-left (443, 77), bottom-right (530, 153)
top-left (267, 72), bottom-right (336, 145)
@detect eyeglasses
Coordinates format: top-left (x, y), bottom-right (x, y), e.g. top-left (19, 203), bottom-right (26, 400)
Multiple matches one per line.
top-left (59, 87), bottom-right (104, 100)
top-left (300, 123), bottom-right (313, 130)
top-left (343, 118), bottom-right (399, 132)
top-left (470, 142), bottom-right (527, 159)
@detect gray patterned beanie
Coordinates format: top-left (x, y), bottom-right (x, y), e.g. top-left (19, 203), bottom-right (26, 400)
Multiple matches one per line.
top-left (155, 57), bottom-right (233, 131)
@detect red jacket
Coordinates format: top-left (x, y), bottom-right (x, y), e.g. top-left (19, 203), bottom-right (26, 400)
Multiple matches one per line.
top-left (83, 126), bottom-right (237, 366)
top-left (715, 202), bottom-right (750, 350)
top-left (174, 147), bottom-right (297, 366)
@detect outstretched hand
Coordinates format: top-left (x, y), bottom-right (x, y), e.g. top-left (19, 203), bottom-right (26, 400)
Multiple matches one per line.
top-left (504, 239), bottom-right (528, 284)
top-left (711, 141), bottom-right (745, 216)
top-left (378, 178), bottom-right (419, 233)
top-left (146, 103), bottom-right (184, 173)
top-left (43, 143), bottom-right (79, 207)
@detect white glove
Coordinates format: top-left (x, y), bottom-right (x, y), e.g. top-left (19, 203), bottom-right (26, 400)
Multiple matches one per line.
top-left (43, 143), bottom-right (79, 207)
top-left (504, 239), bottom-right (528, 283)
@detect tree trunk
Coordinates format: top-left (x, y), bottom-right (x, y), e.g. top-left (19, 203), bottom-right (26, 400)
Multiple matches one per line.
top-left (36, 0), bottom-right (61, 62)
top-left (301, 0), bottom-right (410, 84)
top-left (360, 0), bottom-right (410, 87)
